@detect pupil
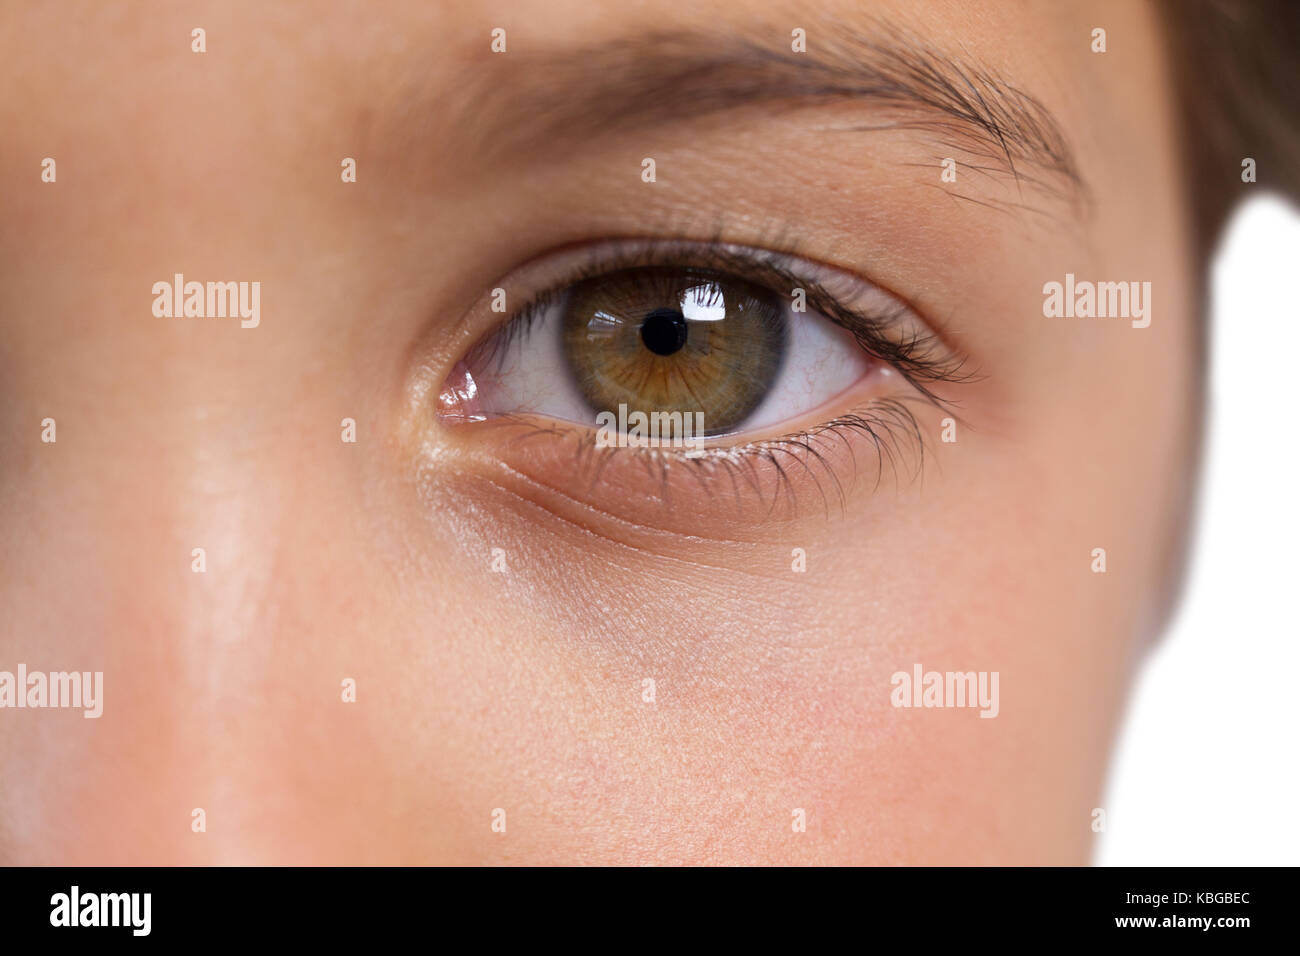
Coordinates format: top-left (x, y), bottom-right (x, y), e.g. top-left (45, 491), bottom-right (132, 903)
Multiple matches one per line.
top-left (640, 308), bottom-right (689, 356)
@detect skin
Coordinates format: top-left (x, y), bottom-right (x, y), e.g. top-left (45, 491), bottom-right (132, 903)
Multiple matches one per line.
top-left (0, 0), bottom-right (1193, 864)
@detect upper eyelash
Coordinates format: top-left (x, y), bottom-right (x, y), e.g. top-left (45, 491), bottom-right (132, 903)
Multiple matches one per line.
top-left (469, 238), bottom-right (976, 414)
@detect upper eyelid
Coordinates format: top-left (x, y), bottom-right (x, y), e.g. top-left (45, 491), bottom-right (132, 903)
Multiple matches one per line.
top-left (470, 238), bottom-right (975, 408)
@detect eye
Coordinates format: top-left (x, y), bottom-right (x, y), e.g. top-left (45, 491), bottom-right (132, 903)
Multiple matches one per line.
top-left (438, 240), bottom-right (960, 448)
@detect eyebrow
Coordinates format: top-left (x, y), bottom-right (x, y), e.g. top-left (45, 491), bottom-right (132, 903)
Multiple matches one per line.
top-left (456, 24), bottom-right (1087, 207)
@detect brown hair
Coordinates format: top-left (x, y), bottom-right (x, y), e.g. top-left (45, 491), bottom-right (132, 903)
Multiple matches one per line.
top-left (1161, 0), bottom-right (1300, 259)
top-left (1147, 1), bottom-right (1299, 640)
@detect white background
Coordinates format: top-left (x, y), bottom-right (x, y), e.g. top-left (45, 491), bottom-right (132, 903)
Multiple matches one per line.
top-left (1097, 195), bottom-right (1300, 865)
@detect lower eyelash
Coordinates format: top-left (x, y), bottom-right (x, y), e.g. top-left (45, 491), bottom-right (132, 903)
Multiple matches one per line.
top-left (671, 397), bottom-right (930, 515)
top-left (491, 395), bottom-right (932, 517)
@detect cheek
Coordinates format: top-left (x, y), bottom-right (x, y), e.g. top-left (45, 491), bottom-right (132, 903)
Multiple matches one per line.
top-left (387, 460), bottom-right (1104, 862)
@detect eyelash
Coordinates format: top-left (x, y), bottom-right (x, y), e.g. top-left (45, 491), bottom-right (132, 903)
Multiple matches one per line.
top-left (456, 238), bottom-right (976, 512)
top-left (471, 239), bottom-right (970, 403)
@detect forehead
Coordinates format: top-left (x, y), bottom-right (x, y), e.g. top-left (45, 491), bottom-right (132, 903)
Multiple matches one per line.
top-left (3, 0), bottom-right (1158, 183)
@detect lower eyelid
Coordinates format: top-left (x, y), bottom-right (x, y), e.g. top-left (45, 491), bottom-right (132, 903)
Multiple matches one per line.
top-left (432, 380), bottom-right (934, 539)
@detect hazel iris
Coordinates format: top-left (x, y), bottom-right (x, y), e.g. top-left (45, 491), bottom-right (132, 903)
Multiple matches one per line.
top-left (561, 267), bottom-right (788, 436)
